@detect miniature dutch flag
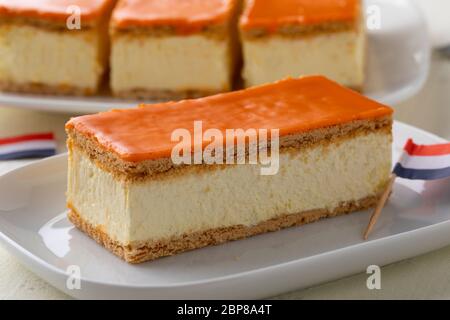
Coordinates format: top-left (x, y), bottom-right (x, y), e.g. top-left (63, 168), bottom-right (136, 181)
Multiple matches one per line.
top-left (364, 138), bottom-right (450, 240)
top-left (0, 133), bottom-right (57, 160)
top-left (393, 139), bottom-right (450, 180)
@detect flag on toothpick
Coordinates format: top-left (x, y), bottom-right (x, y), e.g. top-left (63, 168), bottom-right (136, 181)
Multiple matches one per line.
top-left (364, 139), bottom-right (450, 239)
top-left (393, 139), bottom-right (450, 180)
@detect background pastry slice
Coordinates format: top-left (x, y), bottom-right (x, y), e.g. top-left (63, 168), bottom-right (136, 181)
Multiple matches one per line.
top-left (66, 76), bottom-right (393, 263)
top-left (0, 0), bottom-right (116, 96)
top-left (240, 0), bottom-right (366, 90)
top-left (110, 0), bottom-right (241, 100)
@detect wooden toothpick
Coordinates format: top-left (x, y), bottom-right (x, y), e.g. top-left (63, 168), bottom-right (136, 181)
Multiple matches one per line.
top-left (363, 173), bottom-right (397, 240)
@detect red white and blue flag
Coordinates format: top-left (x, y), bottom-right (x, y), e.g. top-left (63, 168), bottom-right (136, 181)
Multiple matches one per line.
top-left (0, 133), bottom-right (56, 160)
top-left (393, 139), bottom-right (450, 180)
top-left (365, 138), bottom-right (450, 239)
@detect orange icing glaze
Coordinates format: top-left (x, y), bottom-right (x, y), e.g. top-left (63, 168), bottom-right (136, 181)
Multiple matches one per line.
top-left (66, 76), bottom-right (393, 163)
top-left (0, 0), bottom-right (114, 23)
top-left (112, 0), bottom-right (235, 34)
top-left (240, 0), bottom-right (359, 32)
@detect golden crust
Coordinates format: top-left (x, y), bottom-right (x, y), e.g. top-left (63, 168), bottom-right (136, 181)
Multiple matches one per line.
top-left (241, 20), bottom-right (357, 39)
top-left (242, 83), bottom-right (364, 93)
top-left (0, 16), bottom-right (97, 30)
top-left (68, 194), bottom-right (380, 264)
top-left (111, 87), bottom-right (229, 101)
top-left (0, 81), bottom-right (99, 96)
top-left (110, 23), bottom-right (230, 40)
top-left (66, 116), bottom-right (392, 182)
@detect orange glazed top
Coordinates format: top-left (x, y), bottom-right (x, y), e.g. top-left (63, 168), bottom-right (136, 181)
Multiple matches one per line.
top-left (0, 0), bottom-right (114, 23)
top-left (112, 0), bottom-right (235, 33)
top-left (66, 76), bottom-right (393, 163)
top-left (240, 0), bottom-right (359, 32)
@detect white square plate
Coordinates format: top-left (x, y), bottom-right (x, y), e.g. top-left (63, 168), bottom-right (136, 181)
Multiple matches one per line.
top-left (0, 122), bottom-right (449, 299)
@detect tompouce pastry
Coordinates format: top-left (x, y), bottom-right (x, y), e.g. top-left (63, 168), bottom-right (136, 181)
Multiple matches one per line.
top-left (66, 76), bottom-right (393, 263)
top-left (109, 0), bottom-right (241, 100)
top-left (240, 0), bottom-right (366, 90)
top-left (0, 0), bottom-right (116, 95)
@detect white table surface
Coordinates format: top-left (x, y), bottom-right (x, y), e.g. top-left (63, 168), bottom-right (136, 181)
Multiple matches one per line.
top-left (0, 50), bottom-right (449, 300)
